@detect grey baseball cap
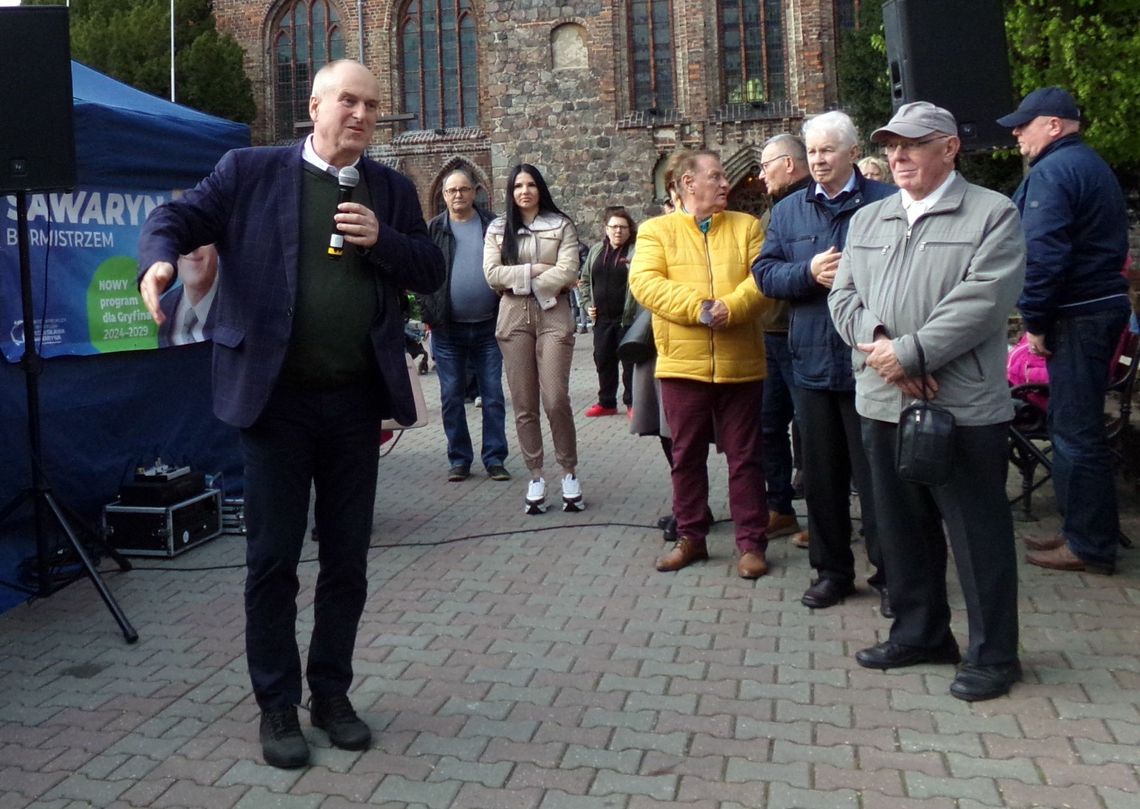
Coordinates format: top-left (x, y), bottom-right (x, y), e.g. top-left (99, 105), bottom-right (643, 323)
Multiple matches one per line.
top-left (870, 101), bottom-right (958, 143)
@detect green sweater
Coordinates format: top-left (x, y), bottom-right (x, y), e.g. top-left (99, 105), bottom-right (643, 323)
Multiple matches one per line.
top-left (280, 164), bottom-right (378, 388)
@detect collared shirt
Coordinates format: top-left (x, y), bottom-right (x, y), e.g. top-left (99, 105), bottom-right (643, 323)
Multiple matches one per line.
top-left (900, 170), bottom-right (958, 225)
top-left (813, 171), bottom-right (857, 202)
top-left (170, 280), bottom-right (217, 345)
top-left (301, 134), bottom-right (360, 175)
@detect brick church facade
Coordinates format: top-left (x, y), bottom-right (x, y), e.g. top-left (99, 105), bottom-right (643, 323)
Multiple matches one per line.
top-left (213, 0), bottom-right (860, 243)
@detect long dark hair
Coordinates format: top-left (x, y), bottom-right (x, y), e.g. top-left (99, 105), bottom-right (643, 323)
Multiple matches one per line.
top-left (500, 163), bottom-right (567, 264)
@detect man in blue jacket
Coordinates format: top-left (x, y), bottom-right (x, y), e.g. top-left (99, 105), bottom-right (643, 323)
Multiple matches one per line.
top-left (998, 87), bottom-right (1130, 576)
top-left (138, 60), bottom-right (444, 768)
top-left (753, 111), bottom-right (894, 613)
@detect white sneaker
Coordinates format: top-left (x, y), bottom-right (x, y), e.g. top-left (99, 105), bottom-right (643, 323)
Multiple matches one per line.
top-left (561, 474), bottom-right (584, 512)
top-left (474, 396), bottom-right (483, 408)
top-left (525, 477), bottom-right (547, 514)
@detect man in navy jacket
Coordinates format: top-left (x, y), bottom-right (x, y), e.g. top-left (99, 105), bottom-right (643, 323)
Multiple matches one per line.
top-left (753, 111), bottom-right (894, 613)
top-left (138, 60), bottom-right (444, 768)
top-left (998, 87), bottom-right (1130, 575)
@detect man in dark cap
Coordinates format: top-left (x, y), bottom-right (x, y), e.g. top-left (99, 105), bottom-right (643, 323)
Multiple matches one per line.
top-left (830, 101), bottom-right (1026, 701)
top-left (997, 87), bottom-right (1131, 576)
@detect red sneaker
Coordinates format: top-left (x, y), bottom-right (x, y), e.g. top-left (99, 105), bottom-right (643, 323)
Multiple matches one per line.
top-left (585, 403), bottom-right (618, 417)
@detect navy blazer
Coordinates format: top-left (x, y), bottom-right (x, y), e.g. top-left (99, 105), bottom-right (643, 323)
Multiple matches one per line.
top-left (138, 144), bottom-right (445, 428)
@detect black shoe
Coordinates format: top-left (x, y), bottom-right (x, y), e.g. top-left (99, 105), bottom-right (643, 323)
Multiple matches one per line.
top-left (487, 464), bottom-right (512, 481)
top-left (662, 515), bottom-right (678, 542)
top-left (447, 464), bottom-right (470, 482)
top-left (950, 661), bottom-right (1022, 702)
top-left (309, 694), bottom-right (372, 750)
top-left (877, 586), bottom-right (894, 619)
top-left (801, 578), bottom-right (856, 609)
top-left (856, 639), bottom-right (962, 670)
top-left (259, 707), bottom-right (309, 769)
top-left (867, 579), bottom-right (894, 619)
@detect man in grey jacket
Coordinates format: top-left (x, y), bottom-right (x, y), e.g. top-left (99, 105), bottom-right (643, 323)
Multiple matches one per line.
top-left (829, 102), bottom-right (1026, 702)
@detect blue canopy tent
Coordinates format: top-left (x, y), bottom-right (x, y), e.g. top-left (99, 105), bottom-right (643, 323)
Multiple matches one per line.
top-left (0, 63), bottom-right (249, 609)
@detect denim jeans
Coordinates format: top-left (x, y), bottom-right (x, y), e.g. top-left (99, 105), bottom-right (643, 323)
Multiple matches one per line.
top-left (1046, 304), bottom-right (1130, 565)
top-left (761, 332), bottom-right (796, 515)
top-left (433, 319), bottom-right (509, 469)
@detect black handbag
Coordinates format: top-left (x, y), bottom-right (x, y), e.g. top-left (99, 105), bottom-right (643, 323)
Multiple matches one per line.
top-left (617, 308), bottom-right (655, 364)
top-left (895, 336), bottom-right (955, 486)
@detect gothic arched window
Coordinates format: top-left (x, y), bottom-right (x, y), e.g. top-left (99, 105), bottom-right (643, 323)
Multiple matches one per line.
top-left (400, 0), bottom-right (479, 131)
top-left (629, 0), bottom-right (675, 111)
top-left (272, 0), bottom-right (346, 140)
top-left (721, 0), bottom-right (785, 105)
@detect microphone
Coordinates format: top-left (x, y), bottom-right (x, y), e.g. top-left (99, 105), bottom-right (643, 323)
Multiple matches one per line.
top-left (327, 165), bottom-right (360, 259)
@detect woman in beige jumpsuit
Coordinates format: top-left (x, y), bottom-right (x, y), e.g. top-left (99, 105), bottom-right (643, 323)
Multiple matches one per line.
top-left (484, 163), bottom-right (582, 513)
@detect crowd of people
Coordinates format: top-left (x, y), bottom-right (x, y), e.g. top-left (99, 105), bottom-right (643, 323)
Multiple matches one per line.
top-left (137, 57), bottom-right (1132, 767)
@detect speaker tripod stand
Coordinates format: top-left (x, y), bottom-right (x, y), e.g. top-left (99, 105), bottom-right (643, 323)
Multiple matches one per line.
top-left (1, 190), bottom-right (138, 643)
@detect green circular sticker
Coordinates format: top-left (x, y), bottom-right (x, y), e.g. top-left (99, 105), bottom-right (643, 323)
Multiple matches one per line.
top-left (87, 256), bottom-right (158, 352)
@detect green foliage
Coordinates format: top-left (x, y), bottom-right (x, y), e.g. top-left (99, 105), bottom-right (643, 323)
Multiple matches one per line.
top-left (25, 0), bottom-right (253, 125)
top-left (836, 0), bottom-right (893, 145)
top-left (1005, 0), bottom-right (1140, 182)
top-left (178, 31), bottom-right (256, 124)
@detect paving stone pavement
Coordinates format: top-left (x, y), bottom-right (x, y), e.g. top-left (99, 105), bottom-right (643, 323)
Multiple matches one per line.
top-left (2, 336), bottom-right (1139, 808)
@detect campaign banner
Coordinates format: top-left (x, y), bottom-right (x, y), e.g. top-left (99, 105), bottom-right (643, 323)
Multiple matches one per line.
top-left (0, 187), bottom-right (173, 362)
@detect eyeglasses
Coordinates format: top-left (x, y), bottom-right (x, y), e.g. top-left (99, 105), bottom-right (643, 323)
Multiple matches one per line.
top-left (606, 224), bottom-right (630, 231)
top-left (443, 186), bottom-right (473, 196)
top-left (881, 135), bottom-right (950, 155)
top-left (758, 154), bottom-right (789, 174)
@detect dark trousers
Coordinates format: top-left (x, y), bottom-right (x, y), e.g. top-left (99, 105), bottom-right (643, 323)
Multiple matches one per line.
top-left (240, 380), bottom-right (382, 710)
top-left (792, 387), bottom-right (881, 585)
top-left (761, 332), bottom-right (797, 515)
top-left (661, 378), bottom-right (767, 553)
top-left (1046, 306), bottom-right (1130, 565)
top-left (862, 418), bottom-right (1019, 665)
top-left (592, 316), bottom-right (632, 408)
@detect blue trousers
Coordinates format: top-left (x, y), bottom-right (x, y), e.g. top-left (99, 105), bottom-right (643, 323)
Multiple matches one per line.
top-left (241, 380), bottom-right (382, 710)
top-left (1046, 305), bottom-right (1130, 565)
top-left (432, 319), bottom-right (509, 470)
top-left (761, 333), bottom-right (796, 515)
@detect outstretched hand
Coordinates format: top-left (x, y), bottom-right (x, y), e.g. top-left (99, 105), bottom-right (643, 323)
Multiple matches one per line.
top-left (139, 262), bottom-right (176, 325)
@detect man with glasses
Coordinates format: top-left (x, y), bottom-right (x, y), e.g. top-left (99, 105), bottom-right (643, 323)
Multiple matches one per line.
top-left (757, 134), bottom-right (812, 544)
top-left (419, 167), bottom-right (510, 483)
top-left (753, 112), bottom-right (893, 614)
top-left (996, 88), bottom-right (1131, 576)
top-left (830, 101), bottom-right (1026, 701)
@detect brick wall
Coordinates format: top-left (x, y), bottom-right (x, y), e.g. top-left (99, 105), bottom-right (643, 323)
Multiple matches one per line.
top-left (211, 0), bottom-right (845, 245)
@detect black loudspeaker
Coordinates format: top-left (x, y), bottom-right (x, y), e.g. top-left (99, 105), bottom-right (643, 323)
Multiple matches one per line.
top-left (883, 0), bottom-right (1014, 152)
top-left (0, 6), bottom-right (77, 193)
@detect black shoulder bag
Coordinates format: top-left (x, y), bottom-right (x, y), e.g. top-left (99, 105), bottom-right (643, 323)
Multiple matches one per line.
top-left (895, 336), bottom-right (955, 486)
top-left (617, 308), bottom-right (656, 364)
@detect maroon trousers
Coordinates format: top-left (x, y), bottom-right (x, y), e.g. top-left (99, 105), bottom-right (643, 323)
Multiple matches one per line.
top-left (660, 378), bottom-right (768, 554)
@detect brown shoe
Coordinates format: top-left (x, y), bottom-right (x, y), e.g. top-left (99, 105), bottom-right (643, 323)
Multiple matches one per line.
top-left (791, 530), bottom-right (809, 549)
top-left (738, 551), bottom-right (769, 579)
top-left (1024, 531), bottom-right (1065, 552)
top-left (768, 512), bottom-right (801, 538)
top-left (1025, 543), bottom-right (1114, 575)
top-left (655, 537), bottom-right (709, 572)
